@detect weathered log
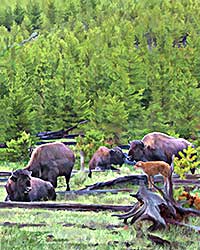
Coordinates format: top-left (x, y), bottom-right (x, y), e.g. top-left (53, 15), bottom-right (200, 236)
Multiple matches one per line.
top-left (0, 171), bottom-right (11, 177)
top-left (113, 162), bottom-right (200, 231)
top-left (36, 141), bottom-right (77, 146)
top-left (78, 175), bottom-right (148, 191)
top-left (57, 188), bottom-right (134, 196)
top-left (0, 143), bottom-right (7, 148)
top-left (36, 120), bottom-right (88, 140)
top-left (0, 201), bottom-right (132, 212)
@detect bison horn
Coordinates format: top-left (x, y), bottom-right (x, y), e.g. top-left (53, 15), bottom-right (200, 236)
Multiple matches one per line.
top-left (139, 141), bottom-right (145, 148)
top-left (110, 149), bottom-right (115, 154)
top-left (27, 171), bottom-right (32, 177)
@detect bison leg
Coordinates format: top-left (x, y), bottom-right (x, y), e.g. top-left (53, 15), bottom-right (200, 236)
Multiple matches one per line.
top-left (48, 188), bottom-right (56, 200)
top-left (48, 171), bottom-right (58, 188)
top-left (65, 175), bottom-right (71, 191)
top-left (147, 176), bottom-right (153, 189)
top-left (4, 195), bottom-right (10, 201)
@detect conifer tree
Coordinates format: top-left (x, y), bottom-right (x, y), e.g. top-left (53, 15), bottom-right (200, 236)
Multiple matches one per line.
top-left (2, 7), bottom-right (13, 32)
top-left (13, 3), bottom-right (25, 25)
top-left (46, 0), bottom-right (57, 25)
top-left (27, 1), bottom-right (43, 31)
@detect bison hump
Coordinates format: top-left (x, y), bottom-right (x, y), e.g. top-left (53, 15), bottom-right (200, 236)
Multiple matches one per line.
top-left (98, 146), bottom-right (110, 155)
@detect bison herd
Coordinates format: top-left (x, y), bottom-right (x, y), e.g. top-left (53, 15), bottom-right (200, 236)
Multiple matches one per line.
top-left (4, 132), bottom-right (197, 202)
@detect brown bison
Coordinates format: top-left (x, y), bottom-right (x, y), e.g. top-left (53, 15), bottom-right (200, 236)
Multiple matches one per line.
top-left (128, 132), bottom-right (195, 174)
top-left (5, 169), bottom-right (56, 201)
top-left (88, 146), bottom-right (126, 177)
top-left (134, 161), bottom-right (171, 189)
top-left (25, 142), bottom-right (75, 191)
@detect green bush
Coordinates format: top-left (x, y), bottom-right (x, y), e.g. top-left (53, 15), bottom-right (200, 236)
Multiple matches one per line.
top-left (76, 129), bottom-right (106, 163)
top-left (174, 146), bottom-right (200, 179)
top-left (4, 131), bottom-right (37, 162)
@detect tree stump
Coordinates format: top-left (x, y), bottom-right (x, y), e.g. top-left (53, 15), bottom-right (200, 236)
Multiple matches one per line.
top-left (113, 163), bottom-right (200, 232)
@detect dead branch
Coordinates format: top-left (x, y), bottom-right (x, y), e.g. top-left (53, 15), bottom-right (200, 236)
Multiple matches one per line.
top-left (57, 188), bottom-right (134, 196)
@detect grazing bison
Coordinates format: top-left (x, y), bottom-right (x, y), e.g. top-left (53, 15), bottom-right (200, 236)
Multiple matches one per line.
top-left (5, 169), bottom-right (56, 202)
top-left (88, 146), bottom-right (126, 177)
top-left (25, 142), bottom-right (75, 191)
top-left (128, 132), bottom-right (196, 174)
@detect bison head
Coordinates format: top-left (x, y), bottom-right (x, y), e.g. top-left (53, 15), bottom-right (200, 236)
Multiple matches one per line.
top-left (109, 146), bottom-right (126, 166)
top-left (10, 169), bottom-right (32, 196)
top-left (128, 140), bottom-right (145, 162)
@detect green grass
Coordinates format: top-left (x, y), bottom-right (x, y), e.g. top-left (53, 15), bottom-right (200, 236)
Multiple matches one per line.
top-left (0, 162), bottom-right (200, 250)
top-left (0, 208), bottom-right (200, 250)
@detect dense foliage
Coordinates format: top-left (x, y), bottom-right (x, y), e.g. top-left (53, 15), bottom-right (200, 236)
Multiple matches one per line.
top-left (1, 0), bottom-right (200, 146)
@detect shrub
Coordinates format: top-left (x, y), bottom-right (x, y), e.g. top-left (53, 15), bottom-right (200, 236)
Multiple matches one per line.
top-left (4, 131), bottom-right (36, 162)
top-left (174, 146), bottom-right (200, 179)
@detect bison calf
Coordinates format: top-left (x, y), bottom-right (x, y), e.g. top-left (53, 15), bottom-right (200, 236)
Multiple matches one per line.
top-left (134, 161), bottom-right (171, 189)
top-left (25, 142), bottom-right (75, 191)
top-left (5, 169), bottom-right (56, 202)
top-left (88, 146), bottom-right (125, 177)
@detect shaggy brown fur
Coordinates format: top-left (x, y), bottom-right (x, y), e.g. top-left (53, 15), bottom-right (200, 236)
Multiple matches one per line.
top-left (25, 142), bottom-right (75, 190)
top-left (134, 161), bottom-right (171, 189)
top-left (5, 169), bottom-right (56, 201)
top-left (88, 146), bottom-right (125, 177)
top-left (128, 132), bottom-right (195, 173)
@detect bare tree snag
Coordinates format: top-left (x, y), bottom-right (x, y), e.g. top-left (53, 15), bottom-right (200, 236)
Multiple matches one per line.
top-left (113, 163), bottom-right (200, 231)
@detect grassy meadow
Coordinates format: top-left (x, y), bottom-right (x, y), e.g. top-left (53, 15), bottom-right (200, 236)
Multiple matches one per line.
top-left (0, 161), bottom-right (200, 250)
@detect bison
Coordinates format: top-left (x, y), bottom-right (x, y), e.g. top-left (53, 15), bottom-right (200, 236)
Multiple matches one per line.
top-left (5, 169), bottom-right (56, 202)
top-left (88, 146), bottom-right (126, 177)
top-left (25, 142), bottom-right (75, 191)
top-left (134, 161), bottom-right (171, 189)
top-left (128, 132), bottom-right (196, 174)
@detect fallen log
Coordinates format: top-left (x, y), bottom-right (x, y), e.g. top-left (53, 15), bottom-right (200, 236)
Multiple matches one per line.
top-left (0, 202), bottom-right (133, 212)
top-left (0, 171), bottom-right (11, 177)
top-left (0, 143), bottom-right (7, 148)
top-left (77, 173), bottom-right (200, 191)
top-left (78, 175), bottom-right (148, 191)
top-left (57, 188), bottom-right (134, 196)
top-left (36, 141), bottom-right (77, 146)
top-left (36, 120), bottom-right (88, 140)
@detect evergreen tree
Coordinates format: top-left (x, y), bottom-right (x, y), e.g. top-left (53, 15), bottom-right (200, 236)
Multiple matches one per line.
top-left (46, 0), bottom-right (57, 25)
top-left (2, 7), bottom-right (13, 32)
top-left (13, 3), bottom-right (25, 25)
top-left (27, 1), bottom-right (42, 31)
